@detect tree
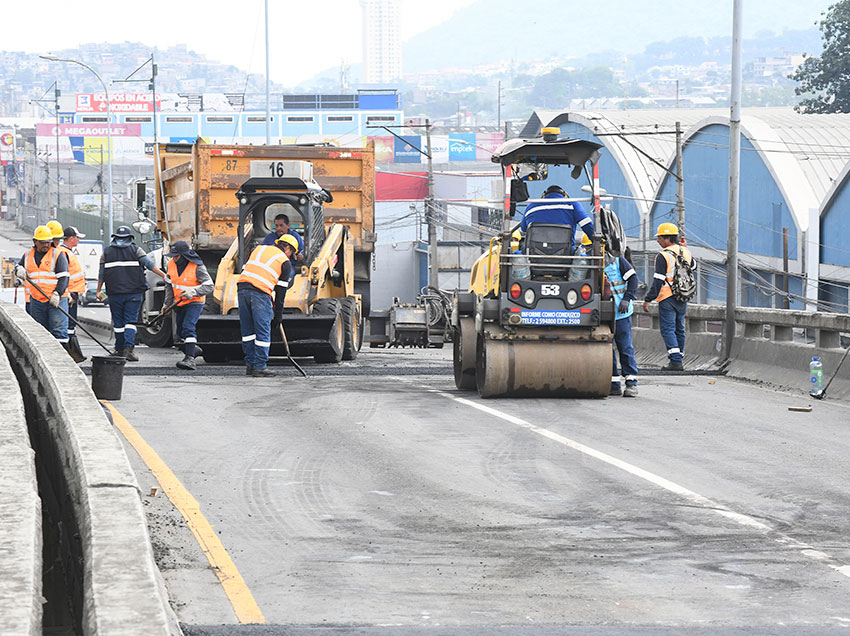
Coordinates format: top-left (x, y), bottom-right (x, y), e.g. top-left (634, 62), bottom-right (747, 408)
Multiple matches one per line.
top-left (791, 0), bottom-right (850, 113)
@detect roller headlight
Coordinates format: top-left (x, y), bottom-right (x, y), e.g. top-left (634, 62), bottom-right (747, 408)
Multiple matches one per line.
top-left (524, 288), bottom-right (536, 305)
top-left (566, 289), bottom-right (578, 306)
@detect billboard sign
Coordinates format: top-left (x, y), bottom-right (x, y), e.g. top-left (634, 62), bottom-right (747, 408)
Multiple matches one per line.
top-left (394, 136), bottom-right (422, 163)
top-left (449, 133), bottom-right (476, 161)
top-left (76, 93), bottom-right (161, 113)
top-left (0, 128), bottom-right (14, 163)
top-left (36, 123), bottom-right (142, 137)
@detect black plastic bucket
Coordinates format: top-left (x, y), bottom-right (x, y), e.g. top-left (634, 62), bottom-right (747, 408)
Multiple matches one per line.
top-left (91, 356), bottom-right (126, 400)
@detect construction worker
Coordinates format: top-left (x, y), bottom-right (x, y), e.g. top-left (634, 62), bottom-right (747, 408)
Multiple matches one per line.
top-left (46, 219), bottom-right (64, 248)
top-left (606, 247), bottom-right (639, 397)
top-left (262, 213), bottom-right (304, 262)
top-left (643, 222), bottom-right (694, 371)
top-left (14, 225), bottom-right (71, 353)
top-left (58, 226), bottom-right (87, 363)
top-left (237, 234), bottom-right (297, 377)
top-left (519, 184), bottom-right (594, 251)
top-left (96, 225), bottom-right (167, 361)
top-left (164, 241), bottom-right (214, 371)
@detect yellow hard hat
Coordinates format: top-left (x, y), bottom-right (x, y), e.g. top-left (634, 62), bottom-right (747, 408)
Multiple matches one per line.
top-left (275, 233), bottom-right (299, 254)
top-left (656, 222), bottom-right (679, 237)
top-left (581, 234), bottom-right (592, 246)
top-left (46, 220), bottom-right (64, 239)
top-left (33, 225), bottom-right (54, 241)
top-left (511, 230), bottom-right (522, 241)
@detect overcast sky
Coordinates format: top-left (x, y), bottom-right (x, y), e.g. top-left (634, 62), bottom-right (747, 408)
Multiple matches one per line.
top-left (4, 0), bottom-right (477, 85)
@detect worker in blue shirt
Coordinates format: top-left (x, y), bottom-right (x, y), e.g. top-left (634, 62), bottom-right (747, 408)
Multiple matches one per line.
top-left (606, 247), bottom-right (639, 397)
top-left (262, 213), bottom-right (304, 262)
top-left (519, 184), bottom-right (594, 250)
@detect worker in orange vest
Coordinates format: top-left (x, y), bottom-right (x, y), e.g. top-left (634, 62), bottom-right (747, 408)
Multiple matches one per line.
top-left (164, 241), bottom-right (214, 371)
top-left (237, 235), bottom-right (297, 377)
top-left (58, 226), bottom-right (88, 363)
top-left (14, 225), bottom-right (72, 355)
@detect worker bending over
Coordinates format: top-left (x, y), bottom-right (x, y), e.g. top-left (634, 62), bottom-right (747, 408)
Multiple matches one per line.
top-left (164, 241), bottom-right (214, 371)
top-left (58, 225), bottom-right (88, 363)
top-left (15, 225), bottom-right (72, 355)
top-left (96, 225), bottom-right (167, 361)
top-left (237, 234), bottom-right (297, 377)
top-left (606, 247), bottom-right (639, 397)
top-left (519, 184), bottom-right (594, 252)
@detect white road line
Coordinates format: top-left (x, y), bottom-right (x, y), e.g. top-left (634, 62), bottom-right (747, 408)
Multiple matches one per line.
top-left (426, 386), bottom-right (850, 581)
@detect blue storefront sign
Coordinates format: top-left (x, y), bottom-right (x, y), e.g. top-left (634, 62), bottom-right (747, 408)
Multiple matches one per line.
top-left (394, 136), bottom-right (422, 163)
top-left (449, 133), bottom-right (476, 161)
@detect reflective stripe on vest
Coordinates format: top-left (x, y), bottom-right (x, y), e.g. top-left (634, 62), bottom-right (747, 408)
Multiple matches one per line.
top-left (167, 259), bottom-right (205, 306)
top-left (656, 244), bottom-right (693, 303)
top-left (24, 247), bottom-right (68, 302)
top-left (103, 244), bottom-right (147, 294)
top-left (604, 258), bottom-right (633, 320)
top-left (59, 244), bottom-right (86, 293)
top-left (237, 245), bottom-right (286, 296)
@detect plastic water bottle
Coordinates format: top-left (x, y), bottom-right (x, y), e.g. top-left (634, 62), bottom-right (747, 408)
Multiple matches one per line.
top-left (513, 253), bottom-right (530, 279)
top-left (809, 356), bottom-right (824, 396)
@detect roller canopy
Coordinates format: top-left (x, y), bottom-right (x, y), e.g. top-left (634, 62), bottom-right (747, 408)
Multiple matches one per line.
top-left (492, 137), bottom-right (603, 168)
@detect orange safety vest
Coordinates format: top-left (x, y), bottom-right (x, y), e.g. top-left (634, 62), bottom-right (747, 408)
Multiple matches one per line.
top-left (24, 246), bottom-right (69, 302)
top-left (237, 245), bottom-right (287, 297)
top-left (167, 258), bottom-right (205, 306)
top-left (655, 244), bottom-right (693, 303)
top-left (58, 244), bottom-right (86, 294)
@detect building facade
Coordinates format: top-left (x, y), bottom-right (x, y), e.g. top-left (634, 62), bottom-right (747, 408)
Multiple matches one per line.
top-left (360, 0), bottom-right (402, 84)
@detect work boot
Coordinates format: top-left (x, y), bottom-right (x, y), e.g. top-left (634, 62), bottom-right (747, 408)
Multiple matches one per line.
top-left (69, 336), bottom-right (87, 363)
top-left (609, 383), bottom-right (623, 397)
top-left (176, 355), bottom-right (196, 371)
top-left (245, 366), bottom-right (253, 376)
top-left (64, 339), bottom-right (86, 364)
top-left (623, 385), bottom-right (639, 398)
top-left (123, 347), bottom-right (139, 362)
top-left (250, 367), bottom-right (276, 377)
top-left (110, 348), bottom-right (124, 358)
top-left (662, 361), bottom-right (684, 371)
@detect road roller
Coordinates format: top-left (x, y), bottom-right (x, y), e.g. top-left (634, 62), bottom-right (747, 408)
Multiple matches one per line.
top-left (451, 129), bottom-right (616, 398)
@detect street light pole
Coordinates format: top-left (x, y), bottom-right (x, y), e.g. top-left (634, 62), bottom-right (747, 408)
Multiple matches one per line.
top-left (41, 54), bottom-right (114, 238)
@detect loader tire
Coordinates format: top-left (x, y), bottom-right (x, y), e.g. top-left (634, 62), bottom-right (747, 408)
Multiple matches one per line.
top-left (312, 299), bottom-right (344, 363)
top-left (339, 297), bottom-right (362, 361)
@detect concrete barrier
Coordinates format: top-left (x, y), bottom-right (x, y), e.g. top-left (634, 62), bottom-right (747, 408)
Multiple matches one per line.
top-left (0, 344), bottom-right (42, 636)
top-left (0, 301), bottom-right (177, 635)
top-left (634, 304), bottom-right (850, 401)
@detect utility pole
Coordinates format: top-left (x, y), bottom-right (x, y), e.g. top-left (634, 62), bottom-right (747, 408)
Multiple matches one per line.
top-left (675, 121), bottom-right (685, 235)
top-left (724, 0), bottom-right (743, 361)
top-left (425, 118), bottom-right (438, 289)
top-left (55, 83), bottom-right (60, 213)
top-left (782, 227), bottom-right (790, 309)
top-left (99, 146), bottom-right (105, 242)
top-left (264, 0), bottom-right (271, 145)
top-left (497, 80), bottom-right (501, 132)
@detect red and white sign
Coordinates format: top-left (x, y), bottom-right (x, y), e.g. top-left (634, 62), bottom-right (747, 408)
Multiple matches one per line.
top-left (76, 93), bottom-right (161, 113)
top-left (0, 128), bottom-right (14, 163)
top-left (36, 123), bottom-right (142, 137)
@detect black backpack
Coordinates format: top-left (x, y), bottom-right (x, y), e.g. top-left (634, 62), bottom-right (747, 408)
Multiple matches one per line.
top-left (668, 247), bottom-right (696, 302)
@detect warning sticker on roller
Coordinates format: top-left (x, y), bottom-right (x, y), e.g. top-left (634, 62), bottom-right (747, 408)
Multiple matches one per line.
top-left (520, 310), bottom-right (581, 325)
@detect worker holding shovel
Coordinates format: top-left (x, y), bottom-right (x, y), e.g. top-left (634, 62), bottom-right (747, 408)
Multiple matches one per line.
top-left (164, 241), bottom-right (214, 370)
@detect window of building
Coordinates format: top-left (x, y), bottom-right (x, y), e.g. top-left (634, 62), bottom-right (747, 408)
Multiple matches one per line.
top-left (366, 115), bottom-right (396, 123)
top-left (81, 116), bottom-right (108, 122)
top-left (246, 116), bottom-right (274, 122)
top-left (125, 116), bottom-right (152, 123)
top-left (206, 116), bottom-right (234, 123)
top-left (165, 116), bottom-right (194, 123)
top-left (287, 116), bottom-right (314, 122)
top-left (327, 116), bottom-right (354, 122)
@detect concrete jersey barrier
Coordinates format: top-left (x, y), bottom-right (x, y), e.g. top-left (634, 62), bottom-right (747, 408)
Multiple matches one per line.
top-left (0, 301), bottom-right (177, 635)
top-left (0, 344), bottom-right (42, 636)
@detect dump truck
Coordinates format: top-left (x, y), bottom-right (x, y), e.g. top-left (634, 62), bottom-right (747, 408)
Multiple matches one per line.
top-left (451, 129), bottom-right (616, 398)
top-left (135, 141), bottom-right (375, 348)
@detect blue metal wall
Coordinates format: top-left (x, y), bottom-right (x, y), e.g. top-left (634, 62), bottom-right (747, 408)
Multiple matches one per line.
top-left (821, 181), bottom-right (850, 268)
top-left (651, 124), bottom-right (798, 260)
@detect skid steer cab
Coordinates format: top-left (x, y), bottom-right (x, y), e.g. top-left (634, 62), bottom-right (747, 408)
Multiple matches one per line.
top-left (197, 169), bottom-right (363, 364)
top-left (452, 128), bottom-right (618, 398)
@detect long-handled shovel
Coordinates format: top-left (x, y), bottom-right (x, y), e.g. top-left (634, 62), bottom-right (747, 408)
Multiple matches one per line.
top-left (135, 300), bottom-right (178, 329)
top-left (22, 276), bottom-right (113, 356)
top-left (278, 323), bottom-right (307, 378)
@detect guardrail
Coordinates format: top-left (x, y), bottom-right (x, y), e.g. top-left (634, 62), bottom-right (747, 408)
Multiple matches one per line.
top-left (633, 303), bottom-right (850, 400)
top-left (0, 344), bottom-right (41, 636)
top-left (0, 301), bottom-right (177, 635)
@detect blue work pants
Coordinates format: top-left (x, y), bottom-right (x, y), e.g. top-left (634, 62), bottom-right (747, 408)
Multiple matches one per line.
top-left (658, 296), bottom-right (687, 364)
top-left (612, 316), bottom-right (638, 387)
top-left (175, 302), bottom-right (204, 358)
top-left (238, 287), bottom-right (272, 370)
top-left (68, 293), bottom-right (79, 338)
top-left (108, 292), bottom-right (143, 349)
top-left (29, 298), bottom-right (69, 343)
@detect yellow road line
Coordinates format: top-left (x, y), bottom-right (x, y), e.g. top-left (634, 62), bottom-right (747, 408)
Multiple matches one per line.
top-left (103, 400), bottom-right (266, 624)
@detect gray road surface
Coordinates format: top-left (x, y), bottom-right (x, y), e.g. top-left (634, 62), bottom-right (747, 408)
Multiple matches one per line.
top-left (90, 340), bottom-right (850, 635)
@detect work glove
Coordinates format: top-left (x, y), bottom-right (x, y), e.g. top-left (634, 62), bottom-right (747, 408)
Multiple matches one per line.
top-left (163, 274), bottom-right (172, 284)
top-left (618, 299), bottom-right (631, 314)
top-left (272, 311), bottom-right (283, 329)
top-left (49, 291), bottom-right (61, 308)
top-left (183, 288), bottom-right (198, 299)
top-left (14, 265), bottom-right (27, 280)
